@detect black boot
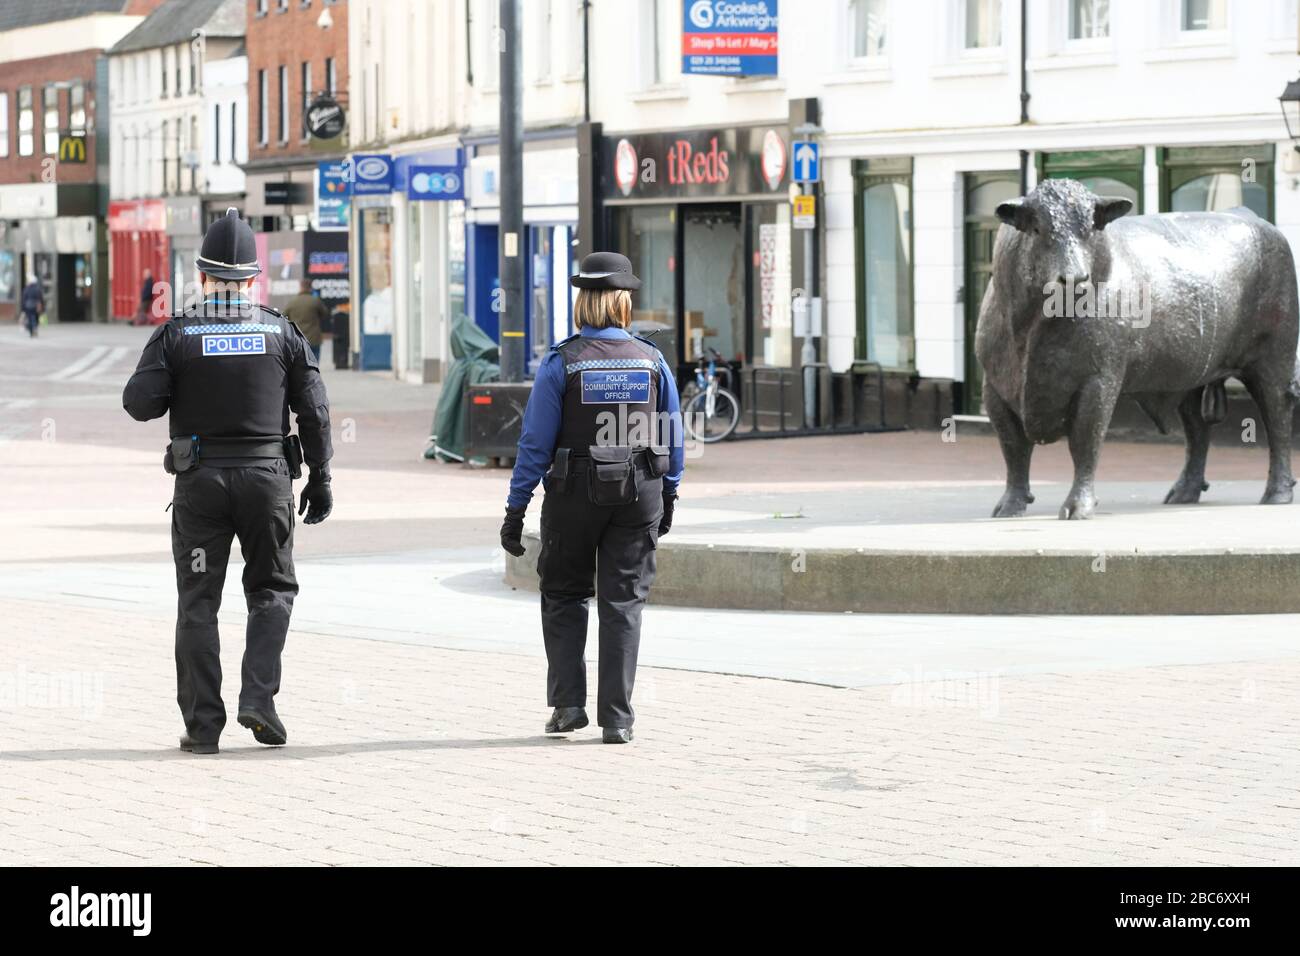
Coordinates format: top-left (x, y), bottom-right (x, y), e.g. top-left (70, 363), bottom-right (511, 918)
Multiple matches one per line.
top-left (237, 706), bottom-right (287, 745)
top-left (179, 734), bottom-right (219, 755)
top-left (545, 706), bottom-right (589, 734)
top-left (602, 727), bottom-right (633, 744)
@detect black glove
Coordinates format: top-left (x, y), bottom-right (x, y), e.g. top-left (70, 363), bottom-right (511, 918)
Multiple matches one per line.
top-left (501, 505), bottom-right (526, 556)
top-left (298, 468), bottom-right (333, 525)
top-left (658, 493), bottom-right (677, 538)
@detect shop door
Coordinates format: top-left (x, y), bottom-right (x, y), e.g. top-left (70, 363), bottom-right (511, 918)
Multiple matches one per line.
top-left (682, 205), bottom-right (744, 364)
top-left (962, 172), bottom-right (1020, 414)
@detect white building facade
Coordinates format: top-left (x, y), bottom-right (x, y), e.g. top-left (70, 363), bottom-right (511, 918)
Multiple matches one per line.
top-left (578, 0), bottom-right (1300, 426)
top-left (107, 0), bottom-right (244, 316)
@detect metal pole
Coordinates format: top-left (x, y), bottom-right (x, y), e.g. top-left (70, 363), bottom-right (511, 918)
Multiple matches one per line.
top-left (498, 0), bottom-right (524, 383)
top-left (800, 178), bottom-right (816, 428)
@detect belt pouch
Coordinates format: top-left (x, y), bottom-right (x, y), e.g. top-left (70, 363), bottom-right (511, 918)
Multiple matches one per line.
top-left (169, 436), bottom-right (197, 473)
top-left (586, 445), bottom-right (637, 507)
top-left (646, 444), bottom-right (670, 479)
top-left (285, 434), bottom-right (304, 479)
top-left (547, 447), bottom-right (573, 494)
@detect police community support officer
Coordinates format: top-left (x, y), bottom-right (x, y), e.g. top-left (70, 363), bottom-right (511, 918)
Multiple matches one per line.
top-left (123, 208), bottom-right (334, 756)
top-left (500, 252), bottom-right (684, 744)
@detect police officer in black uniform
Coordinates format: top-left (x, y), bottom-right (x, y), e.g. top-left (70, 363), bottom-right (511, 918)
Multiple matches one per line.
top-left (123, 208), bottom-right (333, 755)
top-left (500, 252), bottom-right (684, 744)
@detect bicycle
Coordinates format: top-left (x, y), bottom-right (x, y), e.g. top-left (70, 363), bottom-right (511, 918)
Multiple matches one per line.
top-left (681, 347), bottom-right (740, 443)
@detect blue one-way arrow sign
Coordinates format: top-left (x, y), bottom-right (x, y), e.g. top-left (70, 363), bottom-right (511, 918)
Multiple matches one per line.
top-left (793, 141), bottom-right (820, 184)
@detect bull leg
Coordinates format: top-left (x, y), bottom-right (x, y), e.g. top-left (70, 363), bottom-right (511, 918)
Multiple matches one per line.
top-left (1061, 378), bottom-right (1120, 520)
top-left (1164, 387), bottom-right (1211, 504)
top-left (1241, 368), bottom-right (1296, 505)
top-left (985, 386), bottom-right (1035, 518)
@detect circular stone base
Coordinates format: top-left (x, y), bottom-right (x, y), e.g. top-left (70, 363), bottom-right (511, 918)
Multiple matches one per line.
top-left (504, 481), bottom-right (1300, 614)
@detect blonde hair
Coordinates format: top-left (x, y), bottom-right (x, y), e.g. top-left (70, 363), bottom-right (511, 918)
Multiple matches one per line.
top-left (573, 289), bottom-right (632, 330)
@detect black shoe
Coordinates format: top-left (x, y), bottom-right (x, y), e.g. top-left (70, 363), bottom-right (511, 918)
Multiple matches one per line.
top-left (237, 707), bottom-right (287, 745)
top-left (179, 734), bottom-right (219, 755)
top-left (602, 727), bottom-right (633, 744)
top-left (545, 706), bottom-right (589, 734)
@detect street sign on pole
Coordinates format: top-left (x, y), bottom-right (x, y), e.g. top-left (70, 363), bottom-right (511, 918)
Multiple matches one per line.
top-left (792, 193), bottom-right (815, 229)
top-left (792, 141), bottom-right (819, 183)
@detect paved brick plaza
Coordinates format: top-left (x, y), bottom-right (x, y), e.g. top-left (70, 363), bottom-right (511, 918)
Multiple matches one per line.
top-left (1, 325), bottom-right (1297, 866)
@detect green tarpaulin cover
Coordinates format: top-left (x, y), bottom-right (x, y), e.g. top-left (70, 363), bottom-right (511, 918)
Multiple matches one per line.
top-left (428, 317), bottom-right (500, 462)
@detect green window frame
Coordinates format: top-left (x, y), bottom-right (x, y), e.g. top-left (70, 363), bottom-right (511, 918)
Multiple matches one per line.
top-left (1158, 144), bottom-right (1275, 223)
top-left (853, 157), bottom-right (915, 371)
top-left (1035, 148), bottom-right (1144, 213)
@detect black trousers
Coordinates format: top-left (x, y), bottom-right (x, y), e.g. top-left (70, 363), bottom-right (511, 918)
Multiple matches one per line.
top-left (537, 468), bottom-right (663, 729)
top-left (170, 461), bottom-right (297, 742)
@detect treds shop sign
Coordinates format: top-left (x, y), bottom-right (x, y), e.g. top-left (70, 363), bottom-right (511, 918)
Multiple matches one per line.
top-left (603, 125), bottom-right (789, 201)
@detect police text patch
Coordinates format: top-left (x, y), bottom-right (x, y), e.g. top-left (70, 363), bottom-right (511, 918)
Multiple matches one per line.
top-left (202, 332), bottom-right (266, 357)
top-left (580, 369), bottom-right (651, 404)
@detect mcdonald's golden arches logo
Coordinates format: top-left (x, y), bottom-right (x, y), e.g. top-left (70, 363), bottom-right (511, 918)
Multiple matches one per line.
top-left (58, 135), bottom-right (87, 163)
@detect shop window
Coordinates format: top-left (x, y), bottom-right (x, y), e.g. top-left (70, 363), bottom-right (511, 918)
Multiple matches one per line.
top-left (257, 69), bottom-right (267, 144)
top-left (643, 0), bottom-right (681, 87)
top-left (854, 160), bottom-right (914, 371)
top-left (750, 202), bottom-right (793, 367)
top-left (1037, 148), bottom-right (1143, 213)
top-left (69, 82), bottom-right (85, 136)
top-left (300, 61), bottom-right (311, 141)
top-left (17, 86), bottom-right (31, 156)
top-left (278, 65), bottom-right (289, 142)
top-left (533, 0), bottom-right (553, 83)
top-left (682, 206), bottom-right (744, 363)
top-left (612, 205), bottom-right (678, 362)
top-left (1182, 0), bottom-right (1226, 31)
top-left (1158, 144), bottom-right (1273, 221)
top-left (1070, 0), bottom-right (1109, 39)
top-left (965, 0), bottom-right (1001, 48)
top-left (42, 86), bottom-right (59, 155)
top-left (850, 0), bottom-right (888, 60)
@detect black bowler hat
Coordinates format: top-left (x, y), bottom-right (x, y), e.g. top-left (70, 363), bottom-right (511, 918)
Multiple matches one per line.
top-left (570, 251), bottom-right (641, 291)
top-left (196, 207), bottom-right (261, 281)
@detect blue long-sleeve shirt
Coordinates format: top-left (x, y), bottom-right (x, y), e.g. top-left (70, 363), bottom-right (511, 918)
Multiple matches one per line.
top-left (507, 326), bottom-right (683, 510)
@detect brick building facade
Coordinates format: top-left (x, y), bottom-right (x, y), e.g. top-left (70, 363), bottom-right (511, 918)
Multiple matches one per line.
top-left (241, 0), bottom-right (348, 230)
top-left (0, 0), bottom-right (165, 323)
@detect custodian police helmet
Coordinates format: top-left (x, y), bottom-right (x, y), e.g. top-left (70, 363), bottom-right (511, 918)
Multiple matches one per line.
top-left (195, 207), bottom-right (261, 281)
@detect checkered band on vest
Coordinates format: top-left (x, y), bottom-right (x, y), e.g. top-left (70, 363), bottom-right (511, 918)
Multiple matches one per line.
top-left (555, 336), bottom-right (663, 451)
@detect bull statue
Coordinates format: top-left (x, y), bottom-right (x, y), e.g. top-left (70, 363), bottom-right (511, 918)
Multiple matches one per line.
top-left (976, 178), bottom-right (1299, 520)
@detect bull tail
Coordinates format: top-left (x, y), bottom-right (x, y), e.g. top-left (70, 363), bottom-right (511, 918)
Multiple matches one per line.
top-left (1289, 360), bottom-right (1300, 405)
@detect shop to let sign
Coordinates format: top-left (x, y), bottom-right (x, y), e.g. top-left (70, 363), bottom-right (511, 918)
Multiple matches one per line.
top-left (682, 0), bottom-right (779, 77)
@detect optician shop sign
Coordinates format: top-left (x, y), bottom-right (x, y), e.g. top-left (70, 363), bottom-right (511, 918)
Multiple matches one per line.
top-left (682, 0), bottom-right (779, 77)
top-left (602, 125), bottom-right (788, 201)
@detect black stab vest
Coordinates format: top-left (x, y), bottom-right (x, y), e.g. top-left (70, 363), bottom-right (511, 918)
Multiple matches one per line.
top-left (169, 303), bottom-right (294, 440)
top-left (555, 334), bottom-right (662, 451)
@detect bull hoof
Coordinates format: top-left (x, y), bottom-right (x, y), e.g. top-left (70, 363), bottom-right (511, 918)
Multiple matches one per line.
top-left (992, 490), bottom-right (1034, 518)
top-left (1059, 491), bottom-right (1096, 520)
top-left (1260, 486), bottom-right (1295, 505)
top-left (1164, 479), bottom-right (1209, 505)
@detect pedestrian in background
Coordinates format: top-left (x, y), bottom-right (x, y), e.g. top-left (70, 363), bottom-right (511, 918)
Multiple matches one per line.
top-left (20, 274), bottom-right (44, 337)
top-left (500, 252), bottom-right (684, 744)
top-left (284, 278), bottom-right (328, 363)
top-left (135, 267), bottom-right (155, 326)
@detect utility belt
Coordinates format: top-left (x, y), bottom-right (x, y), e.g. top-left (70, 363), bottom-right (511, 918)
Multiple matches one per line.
top-left (547, 445), bottom-right (670, 507)
top-left (165, 434), bottom-right (303, 479)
